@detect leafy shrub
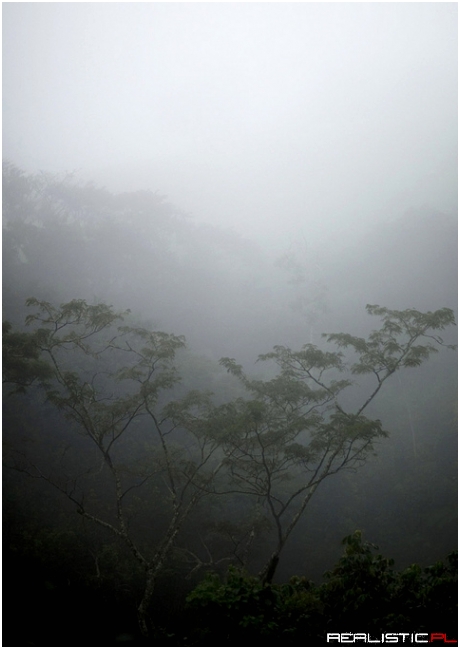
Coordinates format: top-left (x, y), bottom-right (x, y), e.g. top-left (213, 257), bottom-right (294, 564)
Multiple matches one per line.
top-left (185, 531), bottom-right (457, 646)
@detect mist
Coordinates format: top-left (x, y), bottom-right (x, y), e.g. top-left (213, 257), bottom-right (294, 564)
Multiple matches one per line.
top-left (3, 3), bottom-right (457, 248)
top-left (3, 4), bottom-right (457, 647)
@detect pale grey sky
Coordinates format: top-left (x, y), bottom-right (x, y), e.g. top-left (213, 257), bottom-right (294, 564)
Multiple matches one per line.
top-left (3, 3), bottom-right (457, 248)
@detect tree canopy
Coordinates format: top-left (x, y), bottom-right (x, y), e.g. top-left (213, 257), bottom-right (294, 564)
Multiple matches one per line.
top-left (3, 297), bottom-right (455, 636)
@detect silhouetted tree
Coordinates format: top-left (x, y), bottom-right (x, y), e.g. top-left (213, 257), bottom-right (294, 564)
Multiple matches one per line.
top-left (214, 305), bottom-right (456, 583)
top-left (3, 298), bottom-right (224, 637)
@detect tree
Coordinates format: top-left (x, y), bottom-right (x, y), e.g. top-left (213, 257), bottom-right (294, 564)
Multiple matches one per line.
top-left (4, 299), bottom-right (456, 635)
top-left (213, 305), bottom-right (456, 583)
top-left (3, 298), bottom-right (224, 637)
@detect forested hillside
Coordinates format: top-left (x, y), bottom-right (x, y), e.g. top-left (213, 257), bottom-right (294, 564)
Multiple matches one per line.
top-left (3, 163), bottom-right (457, 646)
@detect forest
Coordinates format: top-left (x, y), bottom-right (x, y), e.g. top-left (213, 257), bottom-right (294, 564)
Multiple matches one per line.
top-left (2, 161), bottom-right (457, 647)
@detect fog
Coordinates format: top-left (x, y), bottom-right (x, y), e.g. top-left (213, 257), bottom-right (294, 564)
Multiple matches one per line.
top-left (3, 3), bottom-right (457, 248)
top-left (3, 4), bottom-right (458, 646)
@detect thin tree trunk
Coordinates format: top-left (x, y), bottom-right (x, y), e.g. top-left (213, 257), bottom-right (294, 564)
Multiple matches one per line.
top-left (136, 507), bottom-right (191, 637)
top-left (260, 552), bottom-right (280, 585)
top-left (259, 483), bottom-right (320, 584)
top-left (137, 567), bottom-right (157, 637)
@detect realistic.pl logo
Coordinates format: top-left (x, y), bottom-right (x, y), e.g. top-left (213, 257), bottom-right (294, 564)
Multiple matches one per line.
top-left (326, 633), bottom-right (458, 644)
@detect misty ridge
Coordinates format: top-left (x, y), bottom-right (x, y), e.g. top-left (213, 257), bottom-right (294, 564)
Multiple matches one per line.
top-left (3, 163), bottom-right (457, 359)
top-left (2, 3), bottom-right (457, 646)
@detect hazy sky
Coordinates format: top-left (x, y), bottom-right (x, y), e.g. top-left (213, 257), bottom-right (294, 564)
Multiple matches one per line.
top-left (3, 3), bottom-right (457, 248)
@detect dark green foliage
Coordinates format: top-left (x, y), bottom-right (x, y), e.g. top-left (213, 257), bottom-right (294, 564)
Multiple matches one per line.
top-left (321, 530), bottom-right (457, 635)
top-left (2, 320), bottom-right (53, 392)
top-left (321, 530), bottom-right (399, 630)
top-left (185, 567), bottom-right (282, 645)
top-left (185, 531), bottom-right (457, 646)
